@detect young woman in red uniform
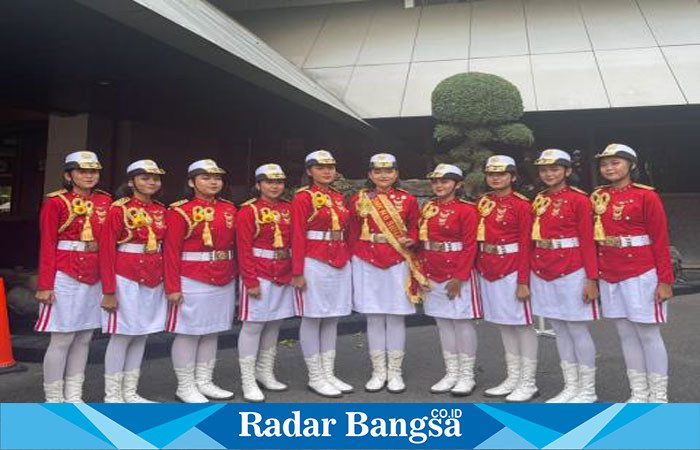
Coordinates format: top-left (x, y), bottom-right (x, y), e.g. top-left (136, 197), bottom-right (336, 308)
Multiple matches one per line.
top-left (477, 155), bottom-right (538, 402)
top-left (164, 159), bottom-right (237, 403)
top-left (290, 150), bottom-right (353, 398)
top-left (529, 149), bottom-right (599, 403)
top-left (593, 144), bottom-right (673, 403)
top-left (100, 160), bottom-right (167, 403)
top-left (236, 164), bottom-right (294, 402)
top-left (419, 164), bottom-right (480, 397)
top-left (35, 151), bottom-right (112, 403)
top-left (349, 153), bottom-right (423, 394)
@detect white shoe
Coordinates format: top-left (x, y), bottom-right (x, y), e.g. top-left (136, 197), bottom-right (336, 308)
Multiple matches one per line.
top-left (431, 352), bottom-right (459, 393)
top-left (305, 354), bottom-right (342, 398)
top-left (104, 372), bottom-right (124, 403)
top-left (195, 359), bottom-right (234, 400)
top-left (64, 373), bottom-right (85, 403)
top-left (386, 350), bottom-right (406, 393)
top-left (240, 356), bottom-right (265, 403)
top-left (647, 372), bottom-right (668, 403)
top-left (321, 350), bottom-right (354, 393)
top-left (365, 350), bottom-right (387, 392)
top-left (451, 354), bottom-right (476, 397)
top-left (569, 365), bottom-right (597, 403)
top-left (626, 369), bottom-right (649, 403)
top-left (506, 357), bottom-right (539, 403)
top-left (44, 380), bottom-right (64, 403)
top-left (174, 365), bottom-right (209, 403)
top-left (255, 347), bottom-right (287, 391)
top-left (122, 369), bottom-right (156, 403)
top-left (546, 361), bottom-right (579, 403)
top-left (484, 352), bottom-right (520, 397)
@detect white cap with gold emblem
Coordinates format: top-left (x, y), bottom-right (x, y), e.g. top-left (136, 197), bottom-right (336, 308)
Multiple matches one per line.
top-left (255, 163), bottom-right (286, 181)
top-left (485, 155), bottom-right (517, 173)
top-left (595, 143), bottom-right (637, 163)
top-left (369, 153), bottom-right (397, 169)
top-left (187, 159), bottom-right (226, 176)
top-left (126, 159), bottom-right (166, 176)
top-left (427, 163), bottom-right (464, 180)
top-left (305, 150), bottom-right (336, 167)
top-left (64, 151), bottom-right (102, 170)
top-left (534, 149), bottom-right (572, 167)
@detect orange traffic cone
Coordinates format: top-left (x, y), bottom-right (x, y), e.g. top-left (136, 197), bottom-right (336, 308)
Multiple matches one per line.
top-left (0, 277), bottom-right (26, 375)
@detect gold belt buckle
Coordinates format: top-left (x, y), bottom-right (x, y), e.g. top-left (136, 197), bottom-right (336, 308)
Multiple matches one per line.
top-left (329, 231), bottom-right (343, 240)
top-left (434, 242), bottom-right (447, 252)
top-left (213, 250), bottom-right (229, 261)
top-left (274, 249), bottom-right (289, 259)
top-left (604, 236), bottom-right (621, 247)
top-left (371, 234), bottom-right (387, 243)
top-left (84, 241), bottom-right (99, 252)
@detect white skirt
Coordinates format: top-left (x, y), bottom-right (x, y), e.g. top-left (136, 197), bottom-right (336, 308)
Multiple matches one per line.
top-left (531, 269), bottom-right (599, 322)
top-left (294, 257), bottom-right (352, 318)
top-left (166, 277), bottom-right (235, 335)
top-left (34, 271), bottom-right (101, 333)
top-left (423, 274), bottom-right (482, 320)
top-left (101, 276), bottom-right (167, 335)
top-left (352, 257), bottom-right (416, 315)
top-left (479, 272), bottom-right (533, 326)
top-left (600, 269), bottom-right (668, 324)
top-left (238, 278), bottom-right (295, 322)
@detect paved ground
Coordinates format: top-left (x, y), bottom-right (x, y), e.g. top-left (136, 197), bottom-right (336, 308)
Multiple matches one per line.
top-left (1, 293), bottom-right (698, 404)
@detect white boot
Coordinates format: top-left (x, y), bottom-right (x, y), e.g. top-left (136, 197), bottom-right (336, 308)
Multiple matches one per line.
top-left (546, 361), bottom-right (579, 403)
top-left (431, 352), bottom-right (459, 393)
top-left (484, 352), bottom-right (521, 397)
top-left (195, 359), bottom-right (234, 400)
top-left (506, 356), bottom-right (539, 402)
top-left (386, 350), bottom-right (406, 393)
top-left (321, 350), bottom-right (354, 393)
top-left (64, 373), bottom-right (85, 403)
top-left (104, 372), bottom-right (124, 403)
top-left (255, 347), bottom-right (287, 391)
top-left (626, 369), bottom-right (649, 403)
top-left (44, 380), bottom-right (64, 403)
top-left (451, 354), bottom-right (476, 397)
top-left (174, 365), bottom-right (208, 403)
top-left (365, 350), bottom-right (387, 392)
top-left (305, 354), bottom-right (342, 398)
top-left (122, 369), bottom-right (155, 403)
top-left (569, 365), bottom-right (597, 403)
top-left (240, 356), bottom-right (265, 403)
top-left (647, 373), bottom-right (668, 403)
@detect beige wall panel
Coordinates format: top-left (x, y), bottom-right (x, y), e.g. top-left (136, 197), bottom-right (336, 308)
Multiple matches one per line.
top-left (525, 0), bottom-right (591, 54)
top-left (412, 3), bottom-right (471, 62)
top-left (401, 60), bottom-right (469, 117)
top-left (344, 64), bottom-right (410, 118)
top-left (470, 0), bottom-right (528, 58)
top-left (470, 55), bottom-right (537, 110)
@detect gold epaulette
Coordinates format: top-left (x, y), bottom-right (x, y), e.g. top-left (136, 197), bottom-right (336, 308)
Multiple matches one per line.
top-left (458, 198), bottom-right (475, 205)
top-left (94, 189), bottom-right (112, 197)
top-left (153, 199), bottom-right (164, 206)
top-left (633, 183), bottom-right (655, 190)
top-left (327, 185), bottom-right (341, 193)
top-left (46, 189), bottom-right (68, 198)
top-left (569, 186), bottom-right (588, 195)
top-left (513, 192), bottom-right (530, 201)
top-left (170, 199), bottom-right (189, 207)
top-left (296, 186), bottom-right (310, 193)
top-left (218, 198), bottom-right (234, 204)
top-left (240, 198), bottom-right (258, 206)
top-left (593, 185), bottom-right (609, 191)
top-left (112, 197), bottom-right (130, 207)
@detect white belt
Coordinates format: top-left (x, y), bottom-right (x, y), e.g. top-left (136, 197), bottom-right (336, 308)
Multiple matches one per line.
top-left (252, 247), bottom-right (291, 260)
top-left (480, 243), bottom-right (520, 255)
top-left (535, 237), bottom-right (579, 250)
top-left (181, 250), bottom-right (234, 262)
top-left (599, 235), bottom-right (651, 248)
top-left (422, 241), bottom-right (463, 252)
top-left (306, 230), bottom-right (344, 241)
top-left (57, 240), bottom-right (95, 252)
top-left (117, 243), bottom-right (162, 254)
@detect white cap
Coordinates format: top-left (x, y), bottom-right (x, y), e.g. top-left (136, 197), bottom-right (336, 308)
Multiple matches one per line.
top-left (187, 159), bottom-right (226, 175)
top-left (255, 163), bottom-right (286, 180)
top-left (485, 155), bottom-right (517, 173)
top-left (369, 153), bottom-right (397, 169)
top-left (126, 159), bottom-right (165, 175)
top-left (305, 150), bottom-right (336, 166)
top-left (595, 143), bottom-right (637, 161)
top-left (427, 163), bottom-right (464, 180)
top-left (534, 149), bottom-right (572, 166)
top-left (64, 151), bottom-right (102, 170)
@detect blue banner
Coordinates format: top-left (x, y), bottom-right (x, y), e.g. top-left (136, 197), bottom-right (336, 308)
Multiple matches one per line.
top-left (1, 403), bottom-right (699, 449)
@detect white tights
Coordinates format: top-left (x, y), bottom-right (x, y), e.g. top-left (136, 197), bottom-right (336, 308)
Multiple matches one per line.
top-left (43, 330), bottom-right (94, 383)
top-left (237, 320), bottom-right (283, 357)
top-left (299, 317), bottom-right (338, 358)
top-left (498, 324), bottom-right (538, 359)
top-left (435, 318), bottom-right (477, 356)
top-left (171, 333), bottom-right (219, 369)
top-left (366, 314), bottom-right (406, 352)
top-left (104, 334), bottom-right (148, 375)
top-left (550, 319), bottom-right (596, 368)
top-left (615, 318), bottom-right (668, 375)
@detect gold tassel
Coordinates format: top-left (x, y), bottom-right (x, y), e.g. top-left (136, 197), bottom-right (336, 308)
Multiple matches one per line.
top-left (419, 220), bottom-right (429, 242)
top-left (202, 221), bottom-right (214, 247)
top-left (476, 196), bottom-right (496, 242)
top-left (531, 194), bottom-right (550, 240)
top-left (532, 217), bottom-right (542, 241)
top-left (330, 208), bottom-right (340, 231)
top-left (419, 203), bottom-right (439, 242)
top-left (145, 226), bottom-right (157, 252)
top-left (273, 223), bottom-right (284, 248)
top-left (476, 217), bottom-right (485, 242)
top-left (594, 216), bottom-right (606, 241)
top-left (360, 217), bottom-right (370, 241)
top-left (590, 191), bottom-right (610, 242)
top-left (80, 216), bottom-right (94, 241)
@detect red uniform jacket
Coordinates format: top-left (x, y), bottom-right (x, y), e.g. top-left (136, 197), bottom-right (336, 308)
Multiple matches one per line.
top-left (419, 198), bottom-right (478, 283)
top-left (593, 184), bottom-right (674, 284)
top-left (531, 187), bottom-right (598, 281)
top-left (100, 196), bottom-right (167, 293)
top-left (164, 197), bottom-right (237, 294)
top-left (476, 191), bottom-right (532, 284)
top-left (291, 185), bottom-right (350, 275)
top-left (37, 189), bottom-right (112, 290)
top-left (236, 198), bottom-right (292, 289)
top-left (348, 188), bottom-right (420, 268)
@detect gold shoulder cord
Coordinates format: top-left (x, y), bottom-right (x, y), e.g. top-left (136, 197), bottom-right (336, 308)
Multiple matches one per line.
top-left (356, 190), bottom-right (373, 241)
top-left (531, 194), bottom-right (552, 240)
top-left (419, 201), bottom-right (440, 241)
top-left (476, 196), bottom-right (496, 241)
top-left (590, 190), bottom-right (611, 241)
